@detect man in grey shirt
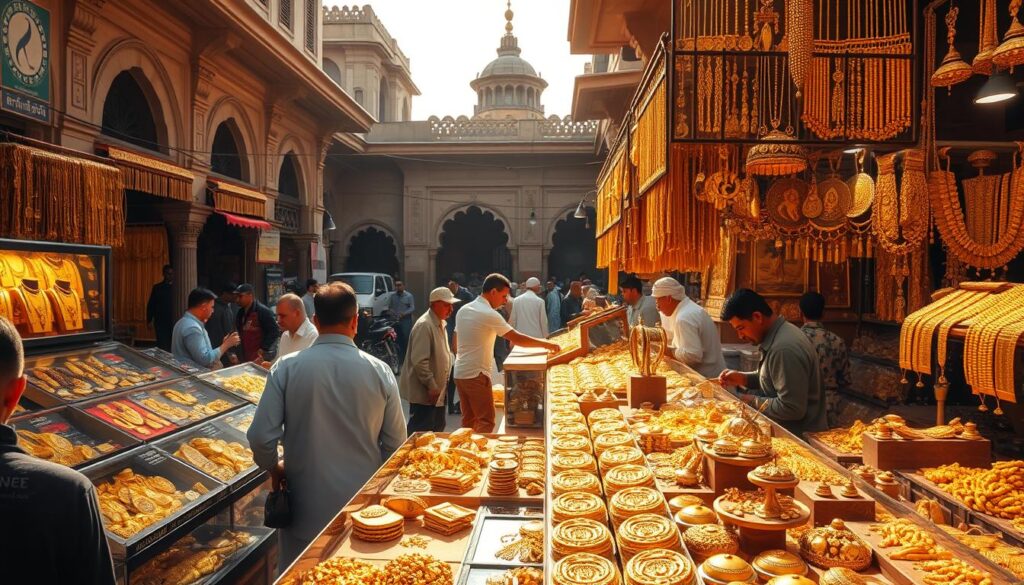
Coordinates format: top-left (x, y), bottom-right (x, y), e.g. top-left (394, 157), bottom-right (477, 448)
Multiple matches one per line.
top-left (248, 282), bottom-right (407, 568)
top-left (718, 288), bottom-right (827, 436)
top-left (621, 275), bottom-right (660, 328)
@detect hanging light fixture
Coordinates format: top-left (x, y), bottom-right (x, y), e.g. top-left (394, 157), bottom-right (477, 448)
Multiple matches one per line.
top-left (975, 69), bottom-right (1019, 104)
top-left (529, 209), bottom-right (537, 226)
top-left (574, 201), bottom-right (587, 218)
top-left (324, 211), bottom-right (337, 231)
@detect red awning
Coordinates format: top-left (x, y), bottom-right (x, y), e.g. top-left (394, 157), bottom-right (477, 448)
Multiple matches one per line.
top-left (218, 211), bottom-right (272, 231)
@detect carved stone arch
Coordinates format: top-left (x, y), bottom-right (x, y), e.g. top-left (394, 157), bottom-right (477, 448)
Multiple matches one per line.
top-left (433, 202), bottom-right (514, 248)
top-left (205, 96), bottom-right (259, 184)
top-left (276, 134), bottom-right (312, 205)
top-left (546, 203), bottom-right (585, 246)
top-left (91, 38), bottom-right (183, 158)
top-left (343, 221), bottom-right (403, 254)
top-left (342, 222), bottom-right (403, 275)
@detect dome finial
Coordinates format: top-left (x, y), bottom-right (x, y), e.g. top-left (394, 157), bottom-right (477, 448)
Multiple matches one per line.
top-left (505, 1), bottom-right (514, 34)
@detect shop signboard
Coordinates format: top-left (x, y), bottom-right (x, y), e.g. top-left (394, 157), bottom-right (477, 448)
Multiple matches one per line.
top-left (256, 228), bottom-right (280, 264)
top-left (1, 0), bottom-right (50, 123)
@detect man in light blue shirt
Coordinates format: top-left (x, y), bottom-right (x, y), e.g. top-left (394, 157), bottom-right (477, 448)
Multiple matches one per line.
top-left (248, 282), bottom-right (407, 567)
top-left (171, 288), bottom-right (240, 368)
top-left (545, 279), bottom-right (562, 331)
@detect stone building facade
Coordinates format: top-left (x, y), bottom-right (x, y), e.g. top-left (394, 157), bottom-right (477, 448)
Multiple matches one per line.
top-left (321, 3), bottom-right (601, 309)
top-left (0, 0), bottom-right (370, 338)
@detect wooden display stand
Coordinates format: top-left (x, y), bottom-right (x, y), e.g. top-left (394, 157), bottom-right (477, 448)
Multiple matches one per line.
top-left (713, 472), bottom-right (810, 555)
top-left (862, 433), bottom-right (991, 471)
top-left (702, 447), bottom-right (772, 494)
top-left (627, 375), bottom-right (667, 408)
top-left (804, 433), bottom-right (863, 464)
top-left (794, 481), bottom-right (874, 527)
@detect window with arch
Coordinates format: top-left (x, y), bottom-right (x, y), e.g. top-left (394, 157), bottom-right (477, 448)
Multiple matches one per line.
top-left (211, 120), bottom-right (246, 182)
top-left (323, 59), bottom-right (342, 85)
top-left (378, 77), bottom-right (388, 122)
top-left (354, 88), bottom-right (364, 105)
top-left (504, 85), bottom-right (513, 104)
top-left (278, 152), bottom-right (301, 199)
top-left (101, 70), bottom-right (164, 153)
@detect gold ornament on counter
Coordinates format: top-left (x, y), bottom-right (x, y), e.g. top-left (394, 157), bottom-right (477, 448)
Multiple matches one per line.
top-left (698, 554), bottom-right (755, 585)
top-left (628, 320), bottom-right (666, 376)
top-left (624, 549), bottom-right (696, 585)
top-left (684, 524), bottom-right (740, 559)
top-left (798, 519), bottom-right (873, 571)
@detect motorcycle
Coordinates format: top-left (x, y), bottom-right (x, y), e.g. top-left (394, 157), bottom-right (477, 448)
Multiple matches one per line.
top-left (356, 309), bottom-right (401, 375)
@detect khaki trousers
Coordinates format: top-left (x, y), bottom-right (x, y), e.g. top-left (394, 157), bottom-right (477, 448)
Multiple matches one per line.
top-left (454, 373), bottom-right (495, 433)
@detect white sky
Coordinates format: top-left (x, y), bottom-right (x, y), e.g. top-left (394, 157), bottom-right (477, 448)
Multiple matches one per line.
top-left (348, 0), bottom-right (590, 120)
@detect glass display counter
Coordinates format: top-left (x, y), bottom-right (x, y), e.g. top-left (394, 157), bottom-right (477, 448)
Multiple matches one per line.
top-left (199, 363), bottom-right (270, 405)
top-left (137, 347), bottom-right (210, 376)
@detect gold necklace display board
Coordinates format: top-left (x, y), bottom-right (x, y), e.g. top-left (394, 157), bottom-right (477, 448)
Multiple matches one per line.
top-left (0, 243), bottom-right (108, 343)
top-left (671, 0), bottom-right (916, 144)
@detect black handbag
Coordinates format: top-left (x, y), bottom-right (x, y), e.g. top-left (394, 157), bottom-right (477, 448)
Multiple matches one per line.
top-left (264, 478), bottom-right (292, 528)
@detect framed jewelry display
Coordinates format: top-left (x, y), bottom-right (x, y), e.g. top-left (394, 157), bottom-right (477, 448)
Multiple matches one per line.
top-left (814, 260), bottom-right (851, 308)
top-left (751, 239), bottom-right (807, 297)
top-left (0, 238), bottom-right (111, 349)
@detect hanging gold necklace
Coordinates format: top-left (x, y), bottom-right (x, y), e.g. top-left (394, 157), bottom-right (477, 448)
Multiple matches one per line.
top-left (930, 3), bottom-right (973, 91)
top-left (928, 147), bottom-right (1024, 271)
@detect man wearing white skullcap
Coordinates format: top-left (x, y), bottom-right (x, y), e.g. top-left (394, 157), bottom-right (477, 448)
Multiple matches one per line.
top-left (509, 277), bottom-right (548, 339)
top-left (651, 277), bottom-right (726, 379)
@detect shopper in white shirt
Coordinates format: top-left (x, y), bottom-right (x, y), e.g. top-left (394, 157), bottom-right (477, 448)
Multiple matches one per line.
top-left (651, 277), bottom-right (727, 379)
top-left (509, 277), bottom-right (548, 339)
top-left (454, 273), bottom-right (560, 432)
top-left (302, 279), bottom-right (317, 318)
top-left (266, 294), bottom-right (318, 366)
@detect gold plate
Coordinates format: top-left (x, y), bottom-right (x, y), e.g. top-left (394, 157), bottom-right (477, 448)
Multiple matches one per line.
top-left (846, 173), bottom-right (875, 218)
top-left (811, 178), bottom-right (853, 230)
top-left (765, 178), bottom-right (810, 230)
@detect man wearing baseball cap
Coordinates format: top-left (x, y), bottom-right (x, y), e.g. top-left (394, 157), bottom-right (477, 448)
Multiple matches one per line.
top-left (234, 283), bottom-right (280, 363)
top-left (651, 276), bottom-right (726, 379)
top-left (509, 277), bottom-right (548, 339)
top-left (398, 286), bottom-right (461, 433)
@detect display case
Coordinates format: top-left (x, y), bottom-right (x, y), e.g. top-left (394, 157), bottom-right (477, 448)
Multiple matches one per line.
top-left (137, 347), bottom-right (209, 375)
top-left (0, 238), bottom-right (111, 348)
top-left (22, 342), bottom-right (180, 407)
top-left (503, 351), bottom-right (546, 429)
top-left (154, 412), bottom-right (261, 491)
top-left (199, 363), bottom-right (269, 405)
top-left (82, 447), bottom-right (228, 562)
top-left (127, 519), bottom-right (275, 585)
top-left (120, 378), bottom-right (245, 427)
top-left (10, 405), bottom-right (139, 468)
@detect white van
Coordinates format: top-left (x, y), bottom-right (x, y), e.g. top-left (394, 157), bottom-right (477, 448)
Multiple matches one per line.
top-left (328, 272), bottom-right (395, 316)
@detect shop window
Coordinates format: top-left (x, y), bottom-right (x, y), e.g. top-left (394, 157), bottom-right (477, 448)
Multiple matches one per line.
top-left (101, 70), bottom-right (163, 153)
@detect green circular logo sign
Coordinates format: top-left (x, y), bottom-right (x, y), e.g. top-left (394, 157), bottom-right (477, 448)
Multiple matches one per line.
top-left (2, 1), bottom-right (48, 88)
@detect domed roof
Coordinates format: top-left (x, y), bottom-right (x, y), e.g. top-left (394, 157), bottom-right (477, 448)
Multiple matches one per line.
top-left (476, 3), bottom-right (541, 81)
top-left (481, 52), bottom-right (537, 77)
top-left (483, 52), bottom-right (540, 77)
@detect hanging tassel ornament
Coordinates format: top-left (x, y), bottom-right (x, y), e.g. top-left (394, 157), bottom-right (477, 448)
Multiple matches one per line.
top-left (974, 0), bottom-right (999, 75)
top-left (786, 0), bottom-right (813, 100)
top-left (931, 4), bottom-right (973, 91)
top-left (993, 0), bottom-right (1024, 72)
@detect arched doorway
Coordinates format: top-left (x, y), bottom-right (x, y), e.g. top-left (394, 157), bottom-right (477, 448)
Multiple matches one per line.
top-left (345, 227), bottom-right (400, 275)
top-left (436, 206), bottom-right (512, 285)
top-left (101, 69), bottom-right (164, 153)
top-left (549, 207), bottom-right (601, 285)
top-left (210, 119), bottom-right (248, 181)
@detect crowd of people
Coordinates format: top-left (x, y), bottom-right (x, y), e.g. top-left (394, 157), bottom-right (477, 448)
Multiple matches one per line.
top-left (0, 267), bottom-right (852, 579)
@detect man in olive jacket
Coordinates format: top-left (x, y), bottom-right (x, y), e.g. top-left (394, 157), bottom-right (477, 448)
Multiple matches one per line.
top-left (398, 287), bottom-right (461, 433)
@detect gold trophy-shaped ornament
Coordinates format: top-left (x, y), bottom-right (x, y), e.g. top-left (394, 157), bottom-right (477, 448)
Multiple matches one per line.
top-left (627, 319), bottom-right (668, 408)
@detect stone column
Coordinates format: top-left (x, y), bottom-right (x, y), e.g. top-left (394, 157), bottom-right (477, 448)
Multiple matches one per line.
top-left (291, 234), bottom-right (319, 283)
top-left (164, 209), bottom-right (210, 317)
